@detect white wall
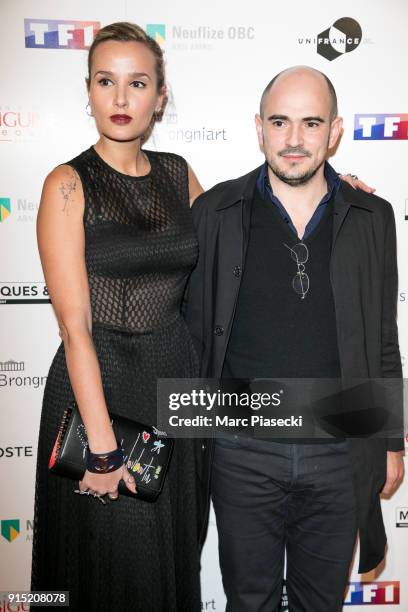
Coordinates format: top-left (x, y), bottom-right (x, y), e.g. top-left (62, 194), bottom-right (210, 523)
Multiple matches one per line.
top-left (1, 1), bottom-right (407, 609)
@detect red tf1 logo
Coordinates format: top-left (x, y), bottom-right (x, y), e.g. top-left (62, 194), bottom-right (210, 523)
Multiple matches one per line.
top-left (24, 19), bottom-right (100, 49)
top-left (344, 581), bottom-right (400, 605)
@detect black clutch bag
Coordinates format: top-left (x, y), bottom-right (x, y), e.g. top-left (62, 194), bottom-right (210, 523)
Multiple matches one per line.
top-left (49, 404), bottom-right (174, 502)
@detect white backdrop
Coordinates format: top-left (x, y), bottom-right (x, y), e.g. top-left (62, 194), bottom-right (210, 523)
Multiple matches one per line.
top-left (1, 0), bottom-right (407, 609)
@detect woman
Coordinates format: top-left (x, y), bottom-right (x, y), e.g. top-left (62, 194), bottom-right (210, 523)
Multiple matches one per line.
top-left (31, 22), bottom-right (203, 611)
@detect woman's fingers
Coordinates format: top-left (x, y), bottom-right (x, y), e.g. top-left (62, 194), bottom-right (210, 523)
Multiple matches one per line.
top-left (123, 468), bottom-right (138, 494)
top-left (77, 467), bottom-right (136, 499)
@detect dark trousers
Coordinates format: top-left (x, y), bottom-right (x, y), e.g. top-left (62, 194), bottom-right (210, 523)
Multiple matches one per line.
top-left (211, 436), bottom-right (357, 612)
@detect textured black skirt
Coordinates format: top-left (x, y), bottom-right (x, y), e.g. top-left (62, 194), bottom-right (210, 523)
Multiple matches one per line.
top-left (31, 317), bottom-right (201, 611)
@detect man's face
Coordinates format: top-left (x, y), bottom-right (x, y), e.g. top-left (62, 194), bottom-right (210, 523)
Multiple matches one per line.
top-left (255, 70), bottom-right (342, 186)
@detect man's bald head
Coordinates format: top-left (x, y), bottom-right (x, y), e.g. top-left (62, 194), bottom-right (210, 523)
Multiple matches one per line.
top-left (260, 66), bottom-right (338, 121)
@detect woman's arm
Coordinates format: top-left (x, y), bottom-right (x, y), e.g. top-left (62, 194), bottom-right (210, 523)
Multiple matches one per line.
top-left (37, 165), bottom-right (136, 495)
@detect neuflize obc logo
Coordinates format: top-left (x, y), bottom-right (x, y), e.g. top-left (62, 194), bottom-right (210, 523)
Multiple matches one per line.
top-left (24, 18), bottom-right (100, 49)
top-left (0, 198), bottom-right (11, 222)
top-left (354, 114), bottom-right (408, 140)
top-left (146, 24), bottom-right (166, 45)
top-left (1, 519), bottom-right (20, 543)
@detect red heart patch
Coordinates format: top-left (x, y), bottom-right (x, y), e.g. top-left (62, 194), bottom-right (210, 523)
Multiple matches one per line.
top-left (142, 431), bottom-right (150, 443)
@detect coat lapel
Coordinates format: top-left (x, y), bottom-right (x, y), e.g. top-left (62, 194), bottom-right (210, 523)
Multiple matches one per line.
top-left (332, 187), bottom-right (351, 253)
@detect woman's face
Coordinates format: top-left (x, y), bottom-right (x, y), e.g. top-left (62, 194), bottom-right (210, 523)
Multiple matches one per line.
top-left (88, 40), bottom-right (164, 142)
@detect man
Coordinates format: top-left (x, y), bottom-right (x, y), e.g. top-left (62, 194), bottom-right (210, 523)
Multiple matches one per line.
top-left (186, 66), bottom-right (405, 611)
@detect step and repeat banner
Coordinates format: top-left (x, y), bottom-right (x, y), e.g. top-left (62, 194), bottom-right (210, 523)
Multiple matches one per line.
top-left (1, 0), bottom-right (407, 609)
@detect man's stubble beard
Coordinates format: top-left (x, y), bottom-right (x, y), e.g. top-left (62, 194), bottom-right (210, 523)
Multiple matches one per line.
top-left (267, 156), bottom-right (325, 187)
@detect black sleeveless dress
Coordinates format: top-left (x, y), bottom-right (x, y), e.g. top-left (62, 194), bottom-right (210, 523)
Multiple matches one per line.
top-left (31, 147), bottom-right (201, 611)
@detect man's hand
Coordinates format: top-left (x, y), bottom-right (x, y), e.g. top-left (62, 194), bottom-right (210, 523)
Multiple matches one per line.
top-left (381, 450), bottom-right (405, 497)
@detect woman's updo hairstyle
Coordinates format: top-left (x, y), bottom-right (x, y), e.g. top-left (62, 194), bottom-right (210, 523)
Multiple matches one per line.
top-left (86, 22), bottom-right (165, 93)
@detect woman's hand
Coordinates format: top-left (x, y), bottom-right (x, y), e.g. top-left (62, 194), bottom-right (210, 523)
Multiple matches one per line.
top-left (340, 174), bottom-right (376, 194)
top-left (78, 463), bottom-right (137, 500)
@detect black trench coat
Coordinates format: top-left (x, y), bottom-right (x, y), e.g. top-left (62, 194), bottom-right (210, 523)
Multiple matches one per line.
top-left (184, 165), bottom-right (404, 573)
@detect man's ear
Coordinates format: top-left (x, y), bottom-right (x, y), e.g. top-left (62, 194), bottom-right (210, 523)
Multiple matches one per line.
top-left (255, 114), bottom-right (264, 153)
top-left (328, 116), bottom-right (343, 150)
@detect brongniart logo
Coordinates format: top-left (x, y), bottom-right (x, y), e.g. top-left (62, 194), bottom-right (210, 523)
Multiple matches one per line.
top-left (0, 359), bottom-right (24, 372)
top-left (0, 359), bottom-right (47, 389)
top-left (298, 18), bottom-right (363, 61)
top-left (1, 519), bottom-right (20, 543)
top-left (0, 198), bottom-right (11, 222)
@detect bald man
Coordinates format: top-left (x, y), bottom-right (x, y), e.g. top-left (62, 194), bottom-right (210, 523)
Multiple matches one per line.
top-left (186, 66), bottom-right (404, 611)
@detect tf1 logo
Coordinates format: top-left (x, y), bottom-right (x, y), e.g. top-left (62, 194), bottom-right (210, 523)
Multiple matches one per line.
top-left (354, 114), bottom-right (408, 140)
top-left (344, 581), bottom-right (400, 605)
top-left (24, 19), bottom-right (100, 49)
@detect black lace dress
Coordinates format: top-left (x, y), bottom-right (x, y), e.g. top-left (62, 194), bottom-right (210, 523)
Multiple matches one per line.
top-left (31, 147), bottom-right (201, 611)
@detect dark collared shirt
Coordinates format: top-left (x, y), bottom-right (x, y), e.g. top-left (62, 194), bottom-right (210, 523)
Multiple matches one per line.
top-left (256, 161), bottom-right (341, 239)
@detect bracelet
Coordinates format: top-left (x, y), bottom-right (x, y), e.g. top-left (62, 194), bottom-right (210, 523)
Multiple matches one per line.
top-left (86, 444), bottom-right (124, 474)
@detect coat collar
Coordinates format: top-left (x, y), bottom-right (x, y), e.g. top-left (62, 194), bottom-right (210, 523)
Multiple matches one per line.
top-left (215, 164), bottom-right (376, 215)
top-left (215, 166), bottom-right (262, 210)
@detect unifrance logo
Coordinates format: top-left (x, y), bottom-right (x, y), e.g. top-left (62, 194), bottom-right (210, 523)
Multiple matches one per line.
top-left (298, 18), bottom-right (363, 61)
top-left (354, 115), bottom-right (408, 140)
top-left (317, 18), bottom-right (362, 61)
top-left (344, 581), bottom-right (400, 605)
top-left (24, 19), bottom-right (100, 49)
top-left (1, 519), bottom-right (20, 543)
top-left (0, 198), bottom-right (11, 222)
top-left (146, 24), bottom-right (166, 46)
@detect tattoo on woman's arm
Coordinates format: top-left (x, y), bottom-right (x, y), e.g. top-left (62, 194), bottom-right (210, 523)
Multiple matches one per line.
top-left (59, 172), bottom-right (78, 214)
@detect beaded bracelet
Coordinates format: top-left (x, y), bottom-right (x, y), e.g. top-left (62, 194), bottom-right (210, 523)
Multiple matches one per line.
top-left (85, 444), bottom-right (124, 474)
